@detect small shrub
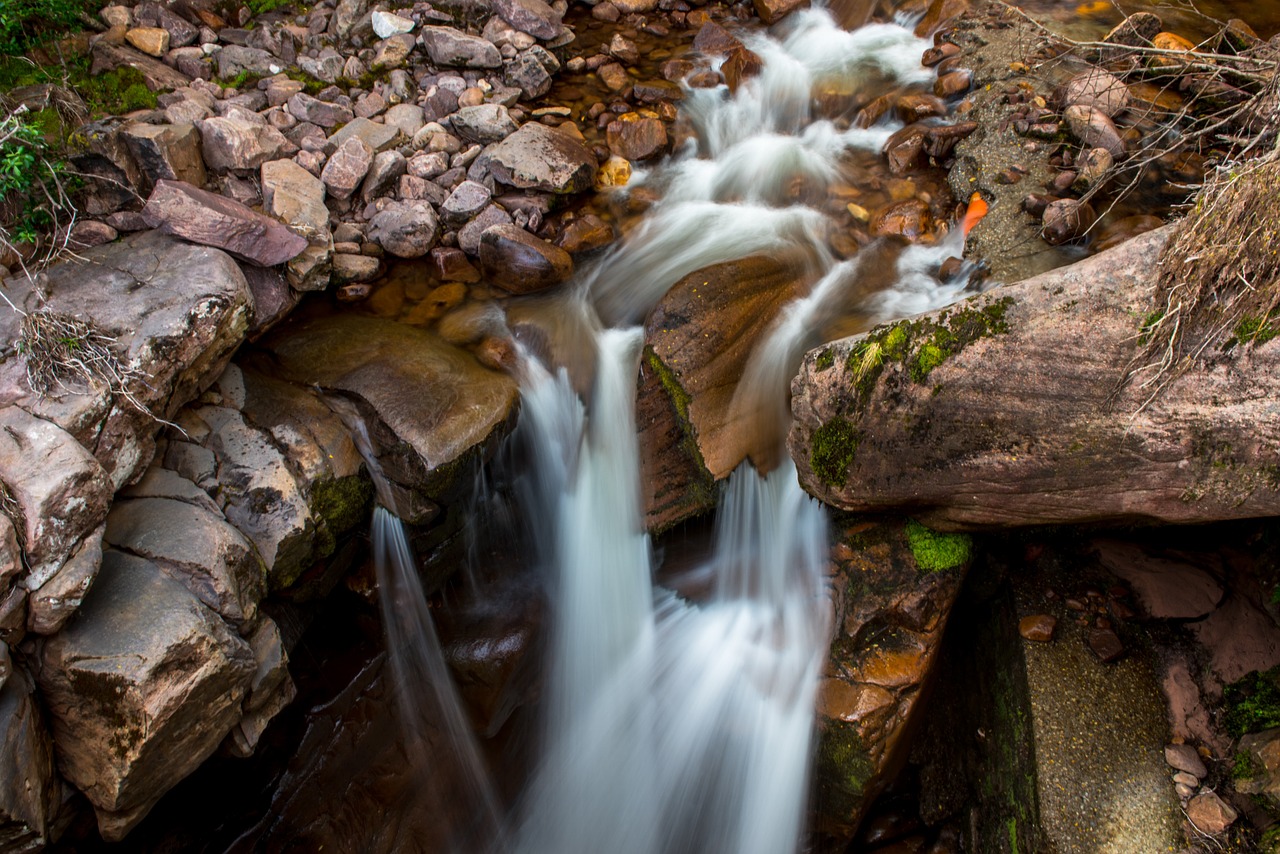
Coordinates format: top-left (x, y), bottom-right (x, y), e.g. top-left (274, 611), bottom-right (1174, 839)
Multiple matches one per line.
top-left (0, 107), bottom-right (74, 248)
top-left (0, 0), bottom-right (98, 55)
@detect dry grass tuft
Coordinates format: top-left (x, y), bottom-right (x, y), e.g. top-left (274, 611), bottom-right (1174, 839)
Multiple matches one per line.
top-left (18, 308), bottom-right (136, 397)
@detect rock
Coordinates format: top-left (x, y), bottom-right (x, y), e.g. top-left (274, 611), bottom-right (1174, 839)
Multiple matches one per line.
top-left (196, 403), bottom-right (316, 591)
top-left (814, 517), bottom-right (968, 839)
top-left (298, 49), bottom-right (345, 84)
top-left (3, 231), bottom-right (252, 490)
top-left (870, 199), bottom-right (934, 242)
top-left (263, 315), bottom-right (519, 498)
top-left (134, 2), bottom-right (198, 47)
top-left (1094, 541), bottom-right (1222, 619)
top-left (383, 104), bottom-right (426, 139)
top-left (360, 150), bottom-right (407, 204)
top-left (419, 25), bottom-right (502, 68)
top-left (262, 158), bottom-right (331, 245)
top-left (505, 46), bottom-right (560, 99)
top-left (557, 214), bottom-right (615, 254)
top-left (0, 408), bottom-right (111, 591)
top-left (1102, 13), bottom-right (1162, 51)
top-left (332, 253), bottom-right (382, 284)
top-left (1019, 614), bottom-right (1056, 642)
top-left (914, 0), bottom-right (969, 36)
top-left (492, 0), bottom-right (563, 40)
top-left (197, 116), bottom-right (294, 172)
top-left (320, 136), bottom-right (374, 200)
top-left (67, 220), bottom-right (119, 249)
top-left (479, 224), bottom-right (573, 294)
top-left (1094, 215), bottom-right (1164, 253)
top-left (90, 41), bottom-right (192, 92)
top-left (1064, 105), bottom-right (1125, 158)
top-left (1087, 627), bottom-right (1124, 662)
top-left (451, 104), bottom-right (520, 144)
top-left (371, 10), bottom-right (414, 38)
top-left (142, 179), bottom-right (307, 266)
top-left (37, 550), bottom-right (255, 840)
top-left (287, 92), bottom-right (354, 129)
top-left (598, 62), bottom-right (630, 92)
top-left (1185, 791), bottom-right (1237, 835)
top-left (228, 616), bottom-right (296, 756)
top-left (1041, 198), bottom-right (1097, 244)
top-left (479, 122), bottom-right (596, 194)
top-left (243, 265), bottom-right (300, 333)
top-left (100, 5), bottom-right (131, 27)
top-left (121, 122), bottom-right (207, 192)
top-left (27, 526), bottom-right (103, 635)
top-left (606, 114), bottom-right (667, 161)
top-left (934, 69), bottom-right (972, 98)
top-left (882, 124), bottom-right (926, 176)
top-left (325, 117), bottom-right (400, 155)
top-left (1057, 69), bottom-right (1130, 117)
top-left (754, 0), bottom-right (808, 24)
top-left (1073, 147), bottom-right (1113, 190)
top-left (1164, 743), bottom-right (1209, 777)
top-left (124, 26), bottom-right (169, 57)
top-left (372, 33), bottom-right (415, 71)
top-left (215, 45), bottom-right (279, 79)
top-left (441, 180), bottom-right (493, 227)
top-left (0, 669), bottom-right (59, 851)
top-left (368, 200), bottom-right (441, 258)
top-left (104, 495), bottom-right (264, 623)
top-left (458, 203), bottom-right (514, 254)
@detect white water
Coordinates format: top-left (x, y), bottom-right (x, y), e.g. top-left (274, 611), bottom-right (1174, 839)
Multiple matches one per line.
top-left (363, 7), bottom-right (979, 853)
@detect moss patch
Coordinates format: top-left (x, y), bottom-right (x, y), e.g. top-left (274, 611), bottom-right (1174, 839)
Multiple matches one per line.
top-left (815, 721), bottom-right (876, 824)
top-left (810, 417), bottom-right (859, 488)
top-left (1225, 666), bottom-right (1280, 737)
top-left (905, 519), bottom-right (972, 572)
top-left (308, 474), bottom-right (374, 566)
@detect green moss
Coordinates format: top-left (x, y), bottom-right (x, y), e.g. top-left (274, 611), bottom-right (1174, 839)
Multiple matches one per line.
top-left (1138, 309), bottom-right (1164, 346)
top-left (1225, 666), bottom-right (1280, 737)
top-left (815, 721), bottom-right (876, 821)
top-left (643, 347), bottom-right (716, 526)
top-left (810, 417), bottom-right (859, 488)
top-left (285, 68), bottom-right (328, 95)
top-left (1231, 314), bottom-right (1280, 348)
top-left (311, 475), bottom-right (374, 540)
top-left (910, 342), bottom-right (946, 382)
top-left (1233, 749), bottom-right (1261, 780)
top-left (1008, 819), bottom-right (1019, 854)
top-left (814, 347), bottom-right (835, 371)
top-left (880, 323), bottom-right (908, 359)
top-left (904, 519), bottom-right (972, 572)
top-left (219, 69), bottom-right (262, 91)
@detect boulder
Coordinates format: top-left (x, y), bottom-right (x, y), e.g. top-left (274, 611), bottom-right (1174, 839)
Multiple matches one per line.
top-left (360, 150), bottom-right (408, 204)
top-left (125, 26), bottom-right (169, 56)
top-left (419, 26), bottom-right (502, 68)
top-left (504, 46), bottom-right (559, 99)
top-left (478, 224), bottom-right (573, 293)
top-left (262, 315), bottom-right (519, 499)
top-left (26, 526), bottom-right (103, 635)
top-left (789, 226), bottom-right (1280, 528)
top-left (121, 122), bottom-right (207, 192)
top-left (320, 136), bottom-right (374, 200)
top-left (1041, 198), bottom-right (1097, 244)
top-left (216, 45), bottom-right (279, 79)
top-left (479, 122), bottom-right (596, 194)
top-left (287, 93), bottom-right (354, 129)
top-left (37, 550), bottom-right (255, 840)
top-left (0, 669), bottom-right (60, 851)
top-left (754, 0), bottom-right (807, 24)
top-left (451, 104), bottom-right (519, 145)
top-left (1064, 105), bottom-right (1125, 158)
top-left (142, 179), bottom-right (308, 266)
top-left (261, 158), bottom-right (331, 245)
top-left (606, 114), bottom-right (667, 161)
top-left (371, 34), bottom-right (415, 71)
top-left (440, 180), bottom-right (493, 227)
top-left (90, 41), bottom-right (191, 91)
top-left (372, 10), bottom-right (414, 38)
top-left (324, 117), bottom-right (400, 155)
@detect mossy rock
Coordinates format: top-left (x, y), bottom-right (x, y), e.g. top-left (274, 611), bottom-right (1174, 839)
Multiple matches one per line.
top-left (905, 519), bottom-right (973, 572)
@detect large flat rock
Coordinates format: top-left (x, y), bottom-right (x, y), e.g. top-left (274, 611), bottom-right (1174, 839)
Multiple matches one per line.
top-left (261, 314), bottom-right (518, 499)
top-left (789, 226), bottom-right (1280, 528)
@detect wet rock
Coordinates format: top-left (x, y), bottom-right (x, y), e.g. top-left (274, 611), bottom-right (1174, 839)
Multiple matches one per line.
top-left (914, 0), bottom-right (969, 36)
top-left (1164, 743), bottom-right (1208, 777)
top-left (1073, 146), bottom-right (1113, 190)
top-left (557, 214), bottom-right (615, 254)
top-left (1093, 215), bottom-right (1163, 253)
top-left (38, 550), bottom-right (255, 840)
top-left (754, 0), bottom-right (808, 24)
top-left (1019, 614), bottom-right (1057, 642)
top-left (479, 224), bottom-right (573, 294)
top-left (142, 179), bottom-right (308, 266)
top-left (1087, 627), bottom-right (1124, 662)
top-left (479, 122), bottom-right (596, 194)
top-left (458, 203), bottom-right (514, 254)
top-left (923, 121), bottom-right (978, 159)
top-left (1185, 791), bottom-right (1236, 835)
top-left (198, 115), bottom-right (294, 172)
top-left (492, 0), bottom-right (563, 40)
top-left (598, 62), bottom-right (630, 93)
top-left (1103, 12), bottom-right (1162, 50)
top-left (0, 669), bottom-right (59, 851)
top-left (606, 113), bottom-right (668, 161)
top-left (451, 104), bottom-right (520, 144)
top-left (1041, 198), bottom-right (1097, 245)
top-left (870, 199), bottom-right (934, 242)
top-left (331, 253), bottom-right (381, 285)
top-left (883, 124), bottom-right (926, 176)
top-left (419, 25), bottom-right (502, 68)
top-left (934, 69), bottom-right (972, 98)
top-left (228, 616), bottom-right (296, 757)
top-left (121, 122), bottom-right (207, 192)
top-left (1057, 69), bottom-right (1130, 118)
top-left (897, 92), bottom-right (948, 122)
top-left (1064, 105), bottom-right (1125, 158)
top-left (368, 200), bottom-right (441, 258)
top-left (264, 314), bottom-right (519, 497)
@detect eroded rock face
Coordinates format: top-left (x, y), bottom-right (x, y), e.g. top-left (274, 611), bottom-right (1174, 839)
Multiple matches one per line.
top-left (790, 226), bottom-right (1280, 529)
top-left (813, 517), bottom-right (969, 839)
top-left (0, 668), bottom-right (60, 851)
top-left (37, 550), bottom-right (255, 840)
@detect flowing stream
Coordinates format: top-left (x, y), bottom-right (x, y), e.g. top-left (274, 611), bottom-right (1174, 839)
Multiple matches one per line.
top-left (371, 8), bottom-right (973, 852)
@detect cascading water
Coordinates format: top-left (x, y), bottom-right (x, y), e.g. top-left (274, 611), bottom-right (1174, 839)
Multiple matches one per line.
top-left (365, 7), bottom-right (978, 852)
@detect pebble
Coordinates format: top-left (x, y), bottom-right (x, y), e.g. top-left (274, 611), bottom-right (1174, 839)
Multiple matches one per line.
top-left (1172, 771), bottom-right (1199, 787)
top-left (1019, 614), bottom-right (1057, 642)
top-left (1186, 790), bottom-right (1237, 835)
top-left (1086, 626), bottom-right (1123, 662)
